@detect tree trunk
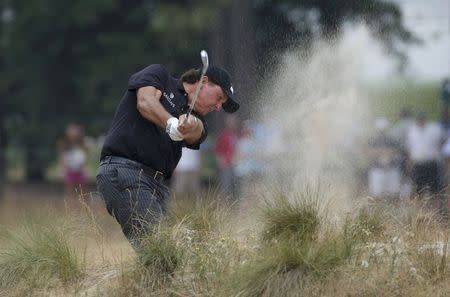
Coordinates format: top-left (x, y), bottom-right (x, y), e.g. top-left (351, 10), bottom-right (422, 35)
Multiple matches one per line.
top-left (318, 0), bottom-right (341, 40)
top-left (25, 144), bottom-right (46, 181)
top-left (0, 107), bottom-right (6, 199)
top-left (209, 10), bottom-right (228, 68)
top-left (229, 0), bottom-right (256, 117)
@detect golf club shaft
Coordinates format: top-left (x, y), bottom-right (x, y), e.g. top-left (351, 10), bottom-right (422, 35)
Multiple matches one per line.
top-left (185, 75), bottom-right (204, 119)
top-left (185, 50), bottom-right (209, 123)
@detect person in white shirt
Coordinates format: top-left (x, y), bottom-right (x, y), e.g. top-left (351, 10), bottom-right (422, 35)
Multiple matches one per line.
top-left (406, 112), bottom-right (447, 216)
top-left (367, 118), bottom-right (401, 198)
top-left (57, 123), bottom-right (89, 202)
top-left (389, 108), bottom-right (414, 199)
top-left (173, 147), bottom-right (202, 196)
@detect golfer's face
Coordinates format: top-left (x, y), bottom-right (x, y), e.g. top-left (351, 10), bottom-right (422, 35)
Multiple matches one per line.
top-left (195, 83), bottom-right (227, 115)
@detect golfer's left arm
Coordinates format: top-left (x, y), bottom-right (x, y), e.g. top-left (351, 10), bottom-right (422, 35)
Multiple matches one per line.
top-left (178, 114), bottom-right (204, 144)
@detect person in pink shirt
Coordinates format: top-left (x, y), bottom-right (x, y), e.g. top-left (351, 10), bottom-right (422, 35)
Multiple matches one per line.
top-left (58, 123), bottom-right (88, 202)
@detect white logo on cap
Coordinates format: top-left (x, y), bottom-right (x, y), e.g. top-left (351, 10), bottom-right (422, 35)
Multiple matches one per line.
top-left (230, 86), bottom-right (234, 94)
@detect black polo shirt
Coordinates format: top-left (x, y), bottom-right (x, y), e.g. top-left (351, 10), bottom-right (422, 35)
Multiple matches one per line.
top-left (100, 64), bottom-right (207, 177)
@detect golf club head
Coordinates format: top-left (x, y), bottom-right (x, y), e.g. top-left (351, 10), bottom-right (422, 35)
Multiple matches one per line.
top-left (200, 50), bottom-right (209, 74)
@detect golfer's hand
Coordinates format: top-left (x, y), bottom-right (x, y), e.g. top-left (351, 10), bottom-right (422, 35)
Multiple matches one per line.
top-left (178, 114), bottom-right (199, 132)
top-left (178, 114), bottom-right (202, 143)
top-left (166, 117), bottom-right (184, 141)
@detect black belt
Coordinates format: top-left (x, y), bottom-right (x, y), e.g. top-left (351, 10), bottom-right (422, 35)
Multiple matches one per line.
top-left (100, 156), bottom-right (166, 182)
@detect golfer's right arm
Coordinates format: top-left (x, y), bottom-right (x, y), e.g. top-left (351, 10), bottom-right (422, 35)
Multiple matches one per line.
top-left (136, 86), bottom-right (172, 129)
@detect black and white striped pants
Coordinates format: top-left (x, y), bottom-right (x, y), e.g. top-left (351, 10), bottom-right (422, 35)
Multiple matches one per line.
top-left (96, 157), bottom-right (169, 246)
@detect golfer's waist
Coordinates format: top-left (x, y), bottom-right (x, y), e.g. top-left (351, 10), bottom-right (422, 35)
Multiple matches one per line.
top-left (100, 156), bottom-right (166, 181)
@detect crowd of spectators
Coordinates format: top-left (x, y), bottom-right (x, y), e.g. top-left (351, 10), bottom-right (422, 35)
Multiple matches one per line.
top-left (57, 80), bottom-right (450, 215)
top-left (171, 115), bottom-right (278, 201)
top-left (366, 107), bottom-right (450, 217)
top-left (171, 79), bottom-right (450, 208)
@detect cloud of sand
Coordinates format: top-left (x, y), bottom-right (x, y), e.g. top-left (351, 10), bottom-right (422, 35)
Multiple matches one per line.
top-left (253, 25), bottom-right (374, 214)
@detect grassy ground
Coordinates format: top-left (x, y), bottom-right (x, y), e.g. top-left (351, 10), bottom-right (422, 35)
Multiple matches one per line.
top-left (366, 81), bottom-right (442, 122)
top-left (1, 184), bottom-right (450, 297)
top-left (0, 79), bottom-right (447, 296)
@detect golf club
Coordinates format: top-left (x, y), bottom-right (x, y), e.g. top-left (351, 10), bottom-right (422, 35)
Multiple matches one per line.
top-left (184, 50), bottom-right (209, 123)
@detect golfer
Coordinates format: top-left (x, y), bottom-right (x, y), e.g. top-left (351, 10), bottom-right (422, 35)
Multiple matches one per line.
top-left (96, 63), bottom-right (239, 246)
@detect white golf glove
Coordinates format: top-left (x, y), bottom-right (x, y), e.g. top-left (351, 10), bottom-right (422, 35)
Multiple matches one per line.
top-left (166, 117), bottom-right (184, 141)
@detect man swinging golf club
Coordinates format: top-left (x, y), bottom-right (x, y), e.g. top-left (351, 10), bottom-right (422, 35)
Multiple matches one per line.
top-left (96, 51), bottom-right (239, 247)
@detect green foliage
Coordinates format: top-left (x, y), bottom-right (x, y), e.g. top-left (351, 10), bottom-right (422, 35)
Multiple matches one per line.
top-left (1, 0), bottom-right (223, 179)
top-left (151, 1), bottom-right (226, 66)
top-left (253, 0), bottom-right (417, 73)
top-left (2, 0), bottom-right (157, 178)
top-left (0, 0), bottom-right (417, 180)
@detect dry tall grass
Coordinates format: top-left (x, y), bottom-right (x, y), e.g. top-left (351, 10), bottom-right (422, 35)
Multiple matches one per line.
top-left (1, 189), bottom-right (450, 297)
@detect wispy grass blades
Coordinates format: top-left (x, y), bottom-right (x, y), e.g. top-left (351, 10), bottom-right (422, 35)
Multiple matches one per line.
top-left (232, 234), bottom-right (352, 297)
top-left (136, 224), bottom-right (183, 278)
top-left (167, 187), bottom-right (232, 234)
top-left (348, 206), bottom-right (386, 243)
top-left (0, 221), bottom-right (84, 288)
top-left (230, 186), bottom-right (354, 297)
top-left (260, 190), bottom-right (323, 243)
top-left (3, 186), bottom-right (450, 296)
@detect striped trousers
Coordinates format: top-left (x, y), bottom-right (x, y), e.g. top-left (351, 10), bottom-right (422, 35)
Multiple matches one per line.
top-left (96, 157), bottom-right (169, 247)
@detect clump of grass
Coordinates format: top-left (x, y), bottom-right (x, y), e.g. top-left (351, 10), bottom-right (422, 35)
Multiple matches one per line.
top-left (100, 224), bottom-right (184, 297)
top-left (229, 188), bottom-right (357, 297)
top-left (167, 188), bottom-right (231, 234)
top-left (182, 231), bottom-right (243, 296)
top-left (232, 233), bottom-right (352, 297)
top-left (406, 206), bottom-right (441, 238)
top-left (100, 189), bottom-right (235, 296)
top-left (405, 207), bottom-right (449, 281)
top-left (0, 221), bottom-right (84, 288)
top-left (416, 244), bottom-right (448, 280)
top-left (347, 205), bottom-right (387, 243)
top-left (260, 191), bottom-right (322, 243)
top-left (136, 225), bottom-right (184, 278)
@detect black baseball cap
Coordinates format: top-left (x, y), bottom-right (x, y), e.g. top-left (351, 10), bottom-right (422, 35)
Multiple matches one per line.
top-left (205, 66), bottom-right (239, 113)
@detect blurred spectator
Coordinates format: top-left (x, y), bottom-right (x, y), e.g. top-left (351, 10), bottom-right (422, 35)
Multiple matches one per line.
top-left (441, 78), bottom-right (450, 103)
top-left (252, 119), bottom-right (284, 181)
top-left (235, 120), bottom-right (263, 188)
top-left (366, 118), bottom-right (401, 198)
top-left (406, 112), bottom-right (447, 216)
top-left (441, 78), bottom-right (450, 134)
top-left (57, 123), bottom-right (88, 201)
top-left (389, 107), bottom-right (414, 199)
top-left (441, 122), bottom-right (450, 215)
top-left (173, 147), bottom-right (202, 197)
top-left (215, 114), bottom-right (239, 200)
top-left (389, 107), bottom-right (414, 149)
top-left (261, 119), bottom-right (284, 157)
top-left (441, 78), bottom-right (450, 106)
